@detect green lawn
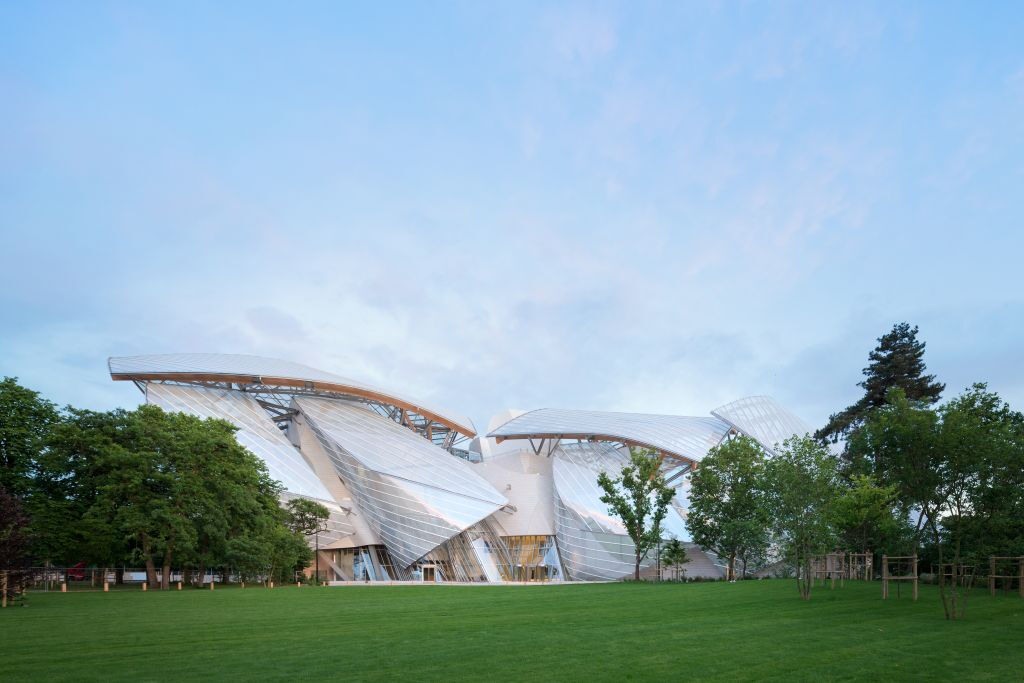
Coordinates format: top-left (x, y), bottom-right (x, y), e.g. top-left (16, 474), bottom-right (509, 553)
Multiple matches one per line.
top-left (1, 580), bottom-right (1021, 681)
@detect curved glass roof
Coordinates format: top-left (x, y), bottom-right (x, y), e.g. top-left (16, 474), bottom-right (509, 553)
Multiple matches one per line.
top-left (294, 397), bottom-right (506, 567)
top-left (711, 395), bottom-right (812, 455)
top-left (488, 408), bottom-right (730, 464)
top-left (144, 382), bottom-right (340, 505)
top-left (109, 353), bottom-right (476, 437)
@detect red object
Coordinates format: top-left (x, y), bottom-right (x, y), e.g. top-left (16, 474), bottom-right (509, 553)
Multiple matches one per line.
top-left (66, 562), bottom-right (86, 580)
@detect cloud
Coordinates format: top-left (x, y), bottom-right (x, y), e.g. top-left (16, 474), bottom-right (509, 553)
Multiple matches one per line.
top-left (2, 1), bottom-right (1022, 434)
top-left (544, 5), bottom-right (617, 63)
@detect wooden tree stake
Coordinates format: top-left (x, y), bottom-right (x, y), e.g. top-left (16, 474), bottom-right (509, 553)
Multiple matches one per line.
top-left (912, 554), bottom-right (918, 601)
top-left (882, 554), bottom-right (888, 599)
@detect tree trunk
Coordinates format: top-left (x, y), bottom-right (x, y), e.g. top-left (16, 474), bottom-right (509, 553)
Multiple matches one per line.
top-left (802, 544), bottom-right (812, 600)
top-left (142, 535), bottom-right (159, 589)
top-left (728, 552), bottom-right (736, 582)
top-left (950, 532), bottom-right (958, 622)
top-left (931, 515), bottom-right (951, 620)
top-left (634, 553), bottom-right (641, 581)
top-left (161, 547), bottom-right (173, 591)
top-left (793, 548), bottom-right (802, 596)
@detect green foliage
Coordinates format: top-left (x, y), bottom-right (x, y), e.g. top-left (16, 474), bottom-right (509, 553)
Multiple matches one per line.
top-left (286, 498), bottom-right (330, 536)
top-left (845, 387), bottom-right (940, 529)
top-left (22, 396), bottom-right (309, 586)
top-left (686, 435), bottom-right (771, 580)
top-left (659, 538), bottom-right (690, 580)
top-left (832, 474), bottom-right (910, 554)
top-left (266, 523), bottom-right (314, 583)
top-left (816, 323), bottom-right (944, 446)
top-left (596, 447), bottom-right (676, 580)
top-left (225, 534), bottom-right (272, 583)
top-left (32, 408), bottom-right (133, 565)
top-left (0, 485), bottom-right (31, 600)
top-left (765, 436), bottom-right (841, 600)
top-left (0, 377), bottom-right (58, 496)
top-left (840, 383), bottom-right (1024, 619)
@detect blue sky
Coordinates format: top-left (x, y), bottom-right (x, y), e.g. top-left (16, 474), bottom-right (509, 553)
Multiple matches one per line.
top-left (2, 2), bottom-right (1022, 431)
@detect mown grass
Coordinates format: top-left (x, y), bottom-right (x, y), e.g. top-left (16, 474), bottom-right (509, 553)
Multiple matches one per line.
top-left (1, 580), bottom-right (1021, 681)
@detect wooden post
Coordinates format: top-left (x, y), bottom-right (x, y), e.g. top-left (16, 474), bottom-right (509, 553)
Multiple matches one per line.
top-left (882, 554), bottom-right (888, 599)
top-left (177, 581), bottom-right (182, 591)
top-left (297, 581), bottom-right (302, 587)
top-left (103, 580), bottom-right (109, 592)
top-left (990, 556), bottom-right (996, 597)
top-left (142, 582), bottom-right (147, 591)
top-left (210, 580), bottom-right (214, 591)
top-left (1018, 557), bottom-right (1023, 598)
top-left (912, 554), bottom-right (919, 601)
top-left (269, 580), bottom-right (274, 589)
top-left (241, 582), bottom-right (245, 589)
top-left (61, 582), bottom-right (67, 593)
top-left (2, 571), bottom-right (7, 608)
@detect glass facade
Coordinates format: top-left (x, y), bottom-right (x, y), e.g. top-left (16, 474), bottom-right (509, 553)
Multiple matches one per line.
top-left (711, 396), bottom-right (812, 455)
top-left (552, 442), bottom-right (689, 581)
top-left (294, 396), bottom-right (506, 569)
top-left (501, 535), bottom-right (563, 581)
top-left (489, 408), bottom-right (731, 464)
top-left (111, 352), bottom-right (809, 583)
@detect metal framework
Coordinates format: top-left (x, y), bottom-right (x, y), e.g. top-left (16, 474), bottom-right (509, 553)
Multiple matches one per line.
top-left (134, 377), bottom-right (469, 450)
top-left (488, 408), bottom-right (732, 468)
top-left (110, 354), bottom-right (476, 447)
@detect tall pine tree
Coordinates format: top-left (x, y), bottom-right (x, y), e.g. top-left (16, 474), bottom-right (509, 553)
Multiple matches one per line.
top-left (816, 323), bottom-right (944, 445)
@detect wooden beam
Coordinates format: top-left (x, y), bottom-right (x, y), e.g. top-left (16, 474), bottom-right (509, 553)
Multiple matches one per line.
top-left (111, 372), bottom-right (475, 438)
top-left (483, 432), bottom-right (697, 467)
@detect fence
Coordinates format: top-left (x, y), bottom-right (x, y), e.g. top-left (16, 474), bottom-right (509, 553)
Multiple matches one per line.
top-left (11, 567), bottom-right (290, 593)
top-left (988, 557), bottom-right (1024, 597)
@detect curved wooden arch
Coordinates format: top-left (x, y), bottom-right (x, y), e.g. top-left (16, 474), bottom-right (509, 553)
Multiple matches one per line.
top-left (111, 371), bottom-right (476, 438)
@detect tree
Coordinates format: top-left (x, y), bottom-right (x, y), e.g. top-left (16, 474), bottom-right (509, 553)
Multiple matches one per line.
top-left (845, 383), bottom-right (1024, 620)
top-left (845, 387), bottom-right (940, 549)
top-left (225, 534), bottom-right (272, 584)
top-left (833, 474), bottom-right (909, 555)
top-left (816, 323), bottom-right (944, 447)
top-left (686, 435), bottom-right (771, 581)
top-left (928, 384), bottom-right (1020, 620)
top-left (659, 538), bottom-right (690, 581)
top-left (265, 522), bottom-right (314, 585)
top-left (0, 486), bottom-right (31, 602)
top-left (766, 436), bottom-right (841, 600)
top-left (286, 497), bottom-right (329, 582)
top-left (597, 448), bottom-right (676, 580)
top-left (34, 408), bottom-right (132, 570)
top-left (0, 377), bottom-right (58, 496)
top-left (42, 404), bottom-right (293, 588)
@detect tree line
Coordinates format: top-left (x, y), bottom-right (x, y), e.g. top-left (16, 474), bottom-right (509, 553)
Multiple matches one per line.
top-left (0, 379), bottom-right (326, 593)
top-left (686, 324), bottom-right (1024, 615)
top-left (595, 323), bottom-right (1023, 617)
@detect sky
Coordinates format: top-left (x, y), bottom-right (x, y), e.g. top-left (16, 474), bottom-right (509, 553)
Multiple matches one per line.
top-left (1, 1), bottom-right (1022, 433)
